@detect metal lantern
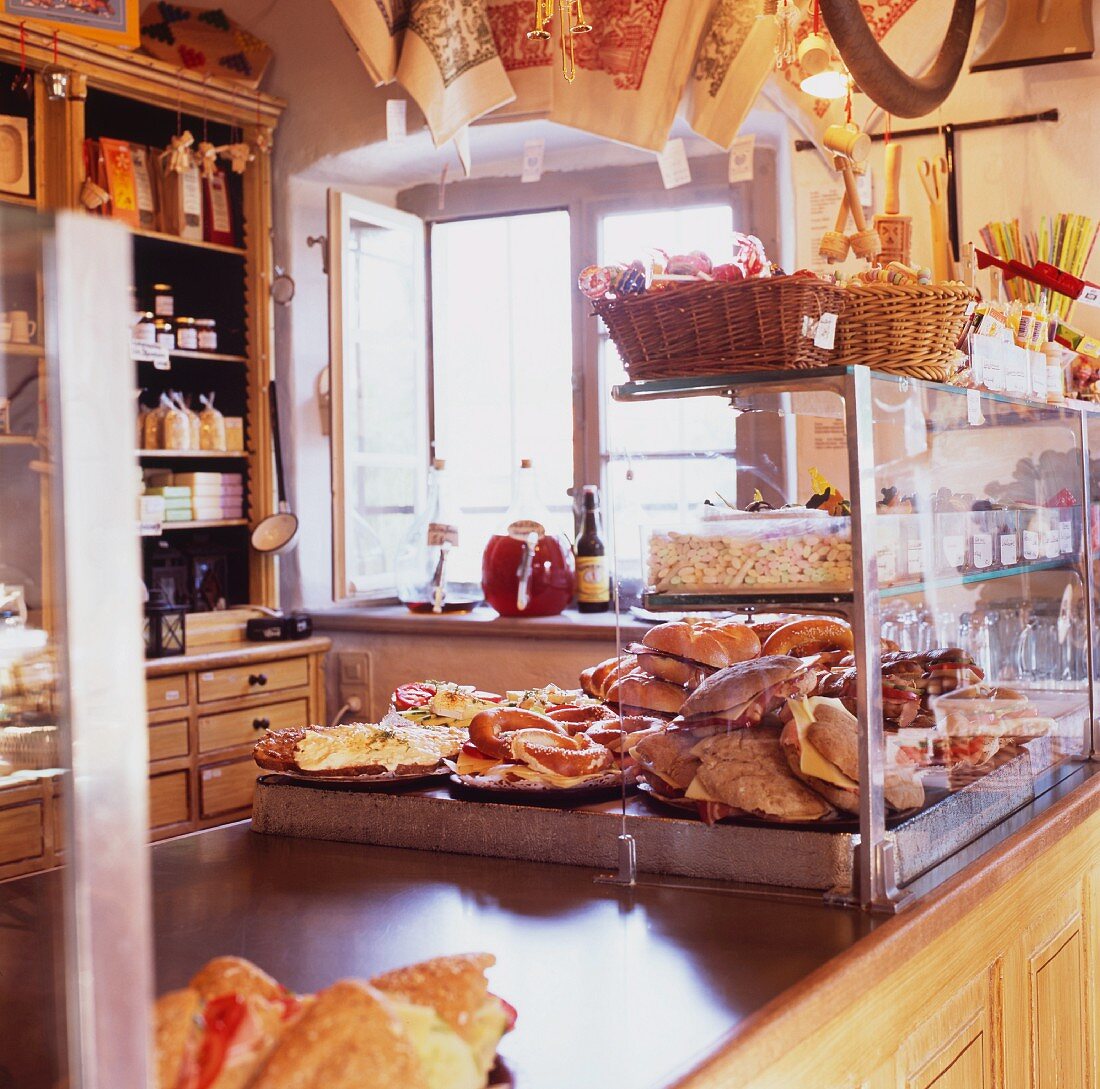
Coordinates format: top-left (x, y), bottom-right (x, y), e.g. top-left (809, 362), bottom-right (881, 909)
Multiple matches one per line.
top-left (144, 588), bottom-right (186, 659)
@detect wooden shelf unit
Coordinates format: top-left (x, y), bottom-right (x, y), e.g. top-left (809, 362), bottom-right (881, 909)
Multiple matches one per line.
top-left (161, 519), bottom-right (249, 531)
top-left (137, 449), bottom-right (248, 459)
top-left (131, 226), bottom-right (247, 257)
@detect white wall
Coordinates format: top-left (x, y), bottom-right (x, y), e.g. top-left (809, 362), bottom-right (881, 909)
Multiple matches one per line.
top-left (791, 50), bottom-right (1100, 337)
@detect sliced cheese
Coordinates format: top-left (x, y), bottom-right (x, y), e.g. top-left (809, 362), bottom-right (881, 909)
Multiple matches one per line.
top-left (789, 698), bottom-right (859, 791)
top-left (294, 721), bottom-right (461, 773)
top-left (454, 761), bottom-right (611, 790)
top-left (684, 775), bottom-right (721, 803)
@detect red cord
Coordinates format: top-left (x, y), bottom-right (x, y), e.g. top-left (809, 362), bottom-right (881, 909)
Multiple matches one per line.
top-left (845, 75), bottom-right (853, 124)
top-left (812, 0), bottom-right (820, 34)
top-left (884, 112), bottom-right (892, 145)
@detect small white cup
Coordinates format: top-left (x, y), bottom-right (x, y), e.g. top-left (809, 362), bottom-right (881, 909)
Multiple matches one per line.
top-left (8, 311), bottom-right (36, 343)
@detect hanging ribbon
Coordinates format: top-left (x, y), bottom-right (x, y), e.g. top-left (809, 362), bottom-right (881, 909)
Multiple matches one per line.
top-left (10, 21), bottom-right (31, 96)
top-left (216, 142), bottom-right (253, 174)
top-left (884, 111), bottom-right (892, 144)
top-left (196, 140), bottom-right (218, 178)
top-left (845, 74), bottom-right (853, 125)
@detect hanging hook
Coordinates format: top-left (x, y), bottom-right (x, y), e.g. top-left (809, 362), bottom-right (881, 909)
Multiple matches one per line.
top-left (307, 235), bottom-right (329, 276)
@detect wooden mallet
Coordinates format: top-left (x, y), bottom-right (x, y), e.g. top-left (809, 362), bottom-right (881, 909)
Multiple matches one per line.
top-left (823, 124), bottom-right (881, 263)
top-left (819, 192), bottom-right (852, 264)
top-left (873, 142), bottom-right (912, 265)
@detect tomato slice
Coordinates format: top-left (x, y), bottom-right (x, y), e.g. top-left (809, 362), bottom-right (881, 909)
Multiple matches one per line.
top-left (495, 995), bottom-right (518, 1033)
top-left (461, 740), bottom-right (494, 760)
top-left (882, 686), bottom-right (920, 702)
top-left (195, 994), bottom-right (246, 1089)
top-left (393, 682), bottom-right (437, 711)
top-left (472, 690), bottom-right (503, 703)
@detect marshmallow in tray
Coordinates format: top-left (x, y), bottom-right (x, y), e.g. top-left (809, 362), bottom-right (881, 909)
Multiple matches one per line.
top-left (646, 514), bottom-right (853, 594)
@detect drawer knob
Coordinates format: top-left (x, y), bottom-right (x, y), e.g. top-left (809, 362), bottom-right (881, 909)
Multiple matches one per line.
top-left (248, 673), bottom-right (269, 687)
top-left (252, 717), bottom-right (271, 731)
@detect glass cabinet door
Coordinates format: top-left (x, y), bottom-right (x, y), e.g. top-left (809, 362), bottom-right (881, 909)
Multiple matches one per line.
top-left (0, 208), bottom-right (151, 1087)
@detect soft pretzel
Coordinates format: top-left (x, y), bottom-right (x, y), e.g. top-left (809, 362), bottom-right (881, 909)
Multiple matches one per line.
top-left (544, 704), bottom-right (619, 734)
top-left (762, 618), bottom-right (853, 658)
top-left (468, 707), bottom-right (566, 759)
top-left (510, 728), bottom-right (613, 778)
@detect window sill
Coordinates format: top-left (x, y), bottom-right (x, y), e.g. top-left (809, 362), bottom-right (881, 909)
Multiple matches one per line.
top-left (311, 604), bottom-right (649, 642)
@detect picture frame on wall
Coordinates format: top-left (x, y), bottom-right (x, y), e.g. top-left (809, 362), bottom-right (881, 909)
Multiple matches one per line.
top-left (2, 0), bottom-right (141, 49)
top-left (0, 115), bottom-right (30, 198)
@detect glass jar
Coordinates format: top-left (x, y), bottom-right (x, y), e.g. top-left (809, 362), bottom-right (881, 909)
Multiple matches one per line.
top-left (195, 318), bottom-right (217, 352)
top-left (152, 282), bottom-right (174, 318)
top-left (153, 319), bottom-right (174, 351)
top-left (132, 311), bottom-right (156, 344)
top-left (176, 316), bottom-right (198, 351)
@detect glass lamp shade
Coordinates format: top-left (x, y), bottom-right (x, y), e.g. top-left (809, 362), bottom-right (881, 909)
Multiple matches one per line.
top-left (800, 68), bottom-right (850, 100)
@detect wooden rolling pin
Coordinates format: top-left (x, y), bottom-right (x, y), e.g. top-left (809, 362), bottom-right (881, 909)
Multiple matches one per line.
top-left (873, 142), bottom-right (912, 265)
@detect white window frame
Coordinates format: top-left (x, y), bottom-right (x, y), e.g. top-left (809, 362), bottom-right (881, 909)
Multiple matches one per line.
top-left (328, 190), bottom-right (429, 602)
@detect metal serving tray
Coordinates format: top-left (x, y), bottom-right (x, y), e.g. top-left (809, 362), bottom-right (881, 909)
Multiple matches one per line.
top-left (251, 744), bottom-right (1073, 895)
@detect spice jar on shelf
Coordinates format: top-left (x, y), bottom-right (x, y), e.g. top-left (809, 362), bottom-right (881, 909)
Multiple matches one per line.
top-left (153, 318), bottom-right (174, 351)
top-left (176, 316), bottom-right (198, 351)
top-left (151, 283), bottom-right (174, 318)
top-left (195, 318), bottom-right (217, 352)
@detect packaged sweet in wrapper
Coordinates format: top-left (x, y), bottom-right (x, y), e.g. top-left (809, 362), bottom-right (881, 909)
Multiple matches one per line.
top-left (578, 264), bottom-right (612, 300)
top-left (732, 232), bottom-right (769, 279)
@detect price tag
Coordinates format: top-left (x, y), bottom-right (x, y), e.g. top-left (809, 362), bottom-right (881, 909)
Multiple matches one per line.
top-left (131, 340), bottom-right (171, 369)
top-left (1078, 284), bottom-right (1100, 307)
top-left (657, 138), bottom-right (691, 189)
top-left (972, 533), bottom-right (993, 569)
top-left (386, 98), bottom-right (407, 142)
top-left (907, 541), bottom-right (924, 577)
top-left (813, 312), bottom-right (838, 350)
top-left (876, 548), bottom-right (896, 585)
top-left (1058, 517), bottom-right (1073, 553)
top-left (1004, 343), bottom-right (1028, 395)
top-left (982, 342), bottom-right (1005, 392)
top-left (965, 300), bottom-right (977, 317)
top-left (521, 138), bottom-right (545, 183)
top-left (966, 387), bottom-right (985, 426)
top-left (728, 134), bottom-right (755, 183)
top-left (1042, 527), bottom-right (1059, 559)
top-left (1029, 349), bottom-right (1047, 401)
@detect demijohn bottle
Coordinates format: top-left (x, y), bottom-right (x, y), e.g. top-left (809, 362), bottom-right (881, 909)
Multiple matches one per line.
top-left (575, 484), bottom-right (611, 613)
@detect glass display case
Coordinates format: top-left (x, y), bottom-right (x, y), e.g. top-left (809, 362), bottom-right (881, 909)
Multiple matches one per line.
top-left (611, 366), bottom-right (1097, 912)
top-left (0, 207), bottom-right (150, 1085)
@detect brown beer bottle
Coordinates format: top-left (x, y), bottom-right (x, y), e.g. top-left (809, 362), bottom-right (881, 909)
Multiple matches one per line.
top-left (575, 485), bottom-right (610, 613)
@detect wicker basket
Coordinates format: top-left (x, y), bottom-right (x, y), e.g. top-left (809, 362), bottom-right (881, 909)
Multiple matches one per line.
top-left (832, 281), bottom-right (977, 382)
top-left (594, 276), bottom-right (977, 384)
top-left (592, 276), bottom-right (845, 381)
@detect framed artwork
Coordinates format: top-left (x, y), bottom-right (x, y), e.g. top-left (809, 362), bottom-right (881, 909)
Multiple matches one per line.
top-left (2, 0), bottom-right (141, 48)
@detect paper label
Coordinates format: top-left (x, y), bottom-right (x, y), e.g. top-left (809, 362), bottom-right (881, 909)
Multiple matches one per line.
top-left (943, 536), bottom-right (965, 568)
top-left (967, 387), bottom-right (985, 426)
top-left (1042, 528), bottom-right (1059, 559)
top-left (181, 166), bottom-right (202, 225)
top-left (508, 519), bottom-right (545, 539)
top-left (427, 522), bottom-right (459, 547)
top-left (1078, 284), bottom-right (1100, 307)
top-left (1058, 518), bottom-right (1073, 553)
top-left (972, 533), bottom-right (993, 569)
top-left (209, 174), bottom-right (232, 234)
top-left (1000, 534), bottom-right (1018, 566)
top-left (386, 99), bottom-right (407, 142)
top-left (657, 138), bottom-right (691, 189)
top-left (521, 138), bottom-right (545, 183)
top-left (876, 548), bottom-right (896, 585)
top-left (982, 346), bottom-right (1005, 392)
top-left (1029, 350), bottom-right (1047, 400)
top-left (856, 168), bottom-right (873, 209)
top-left (1022, 529), bottom-right (1040, 560)
top-left (1004, 344), bottom-right (1028, 394)
top-left (728, 134), bottom-right (755, 183)
top-left (576, 556), bottom-right (610, 603)
top-left (813, 312), bottom-right (838, 350)
top-left (907, 541), bottom-right (924, 576)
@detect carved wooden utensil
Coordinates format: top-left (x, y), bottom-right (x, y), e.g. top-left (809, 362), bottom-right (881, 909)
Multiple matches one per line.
top-left (873, 142), bottom-right (912, 265)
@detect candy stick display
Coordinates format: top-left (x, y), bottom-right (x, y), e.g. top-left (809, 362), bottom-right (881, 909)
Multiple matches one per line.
top-left (980, 213), bottom-right (1099, 319)
top-left (873, 142), bottom-right (912, 265)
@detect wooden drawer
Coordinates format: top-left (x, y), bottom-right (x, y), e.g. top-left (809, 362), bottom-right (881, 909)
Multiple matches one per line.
top-left (149, 719), bottom-right (189, 761)
top-left (198, 698), bottom-right (308, 754)
top-left (197, 657), bottom-right (308, 704)
top-left (200, 757), bottom-right (260, 818)
top-left (149, 770), bottom-right (190, 829)
top-left (147, 674), bottom-right (188, 711)
top-left (0, 800), bottom-right (46, 866)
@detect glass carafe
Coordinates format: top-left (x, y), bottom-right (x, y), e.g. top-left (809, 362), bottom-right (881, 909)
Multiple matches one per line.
top-left (396, 459), bottom-right (483, 613)
top-left (481, 459), bottom-right (575, 618)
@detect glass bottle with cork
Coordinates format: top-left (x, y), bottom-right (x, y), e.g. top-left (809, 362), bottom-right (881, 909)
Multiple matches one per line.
top-left (396, 459), bottom-right (482, 614)
top-left (575, 484), bottom-right (610, 613)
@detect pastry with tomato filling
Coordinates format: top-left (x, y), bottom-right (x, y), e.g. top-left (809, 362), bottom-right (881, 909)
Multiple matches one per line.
top-left (394, 682), bottom-right (503, 728)
top-left (155, 955), bottom-right (515, 1089)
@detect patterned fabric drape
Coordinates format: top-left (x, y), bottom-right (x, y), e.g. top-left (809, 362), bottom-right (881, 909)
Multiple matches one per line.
top-left (330, 0), bottom-right (931, 155)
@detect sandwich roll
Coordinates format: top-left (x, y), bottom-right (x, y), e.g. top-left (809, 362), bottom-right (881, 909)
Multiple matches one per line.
top-left (634, 621), bottom-right (760, 686)
top-left (580, 654), bottom-right (638, 701)
top-left (781, 697), bottom-right (924, 813)
top-left (604, 671), bottom-right (687, 718)
top-left (677, 655), bottom-right (815, 733)
top-left (762, 618), bottom-right (853, 658)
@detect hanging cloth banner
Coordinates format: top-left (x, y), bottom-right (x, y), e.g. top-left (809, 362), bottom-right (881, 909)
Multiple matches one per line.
top-left (687, 0), bottom-right (777, 151)
top-left (547, 0), bottom-right (717, 153)
top-left (486, 0), bottom-right (555, 117)
top-left (329, 0), bottom-right (409, 83)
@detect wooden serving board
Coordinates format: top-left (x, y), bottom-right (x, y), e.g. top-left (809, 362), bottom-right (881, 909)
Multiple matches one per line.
top-left (139, 3), bottom-right (272, 89)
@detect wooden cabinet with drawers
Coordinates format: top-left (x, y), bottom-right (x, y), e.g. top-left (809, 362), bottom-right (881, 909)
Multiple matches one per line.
top-left (146, 637), bottom-right (329, 841)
